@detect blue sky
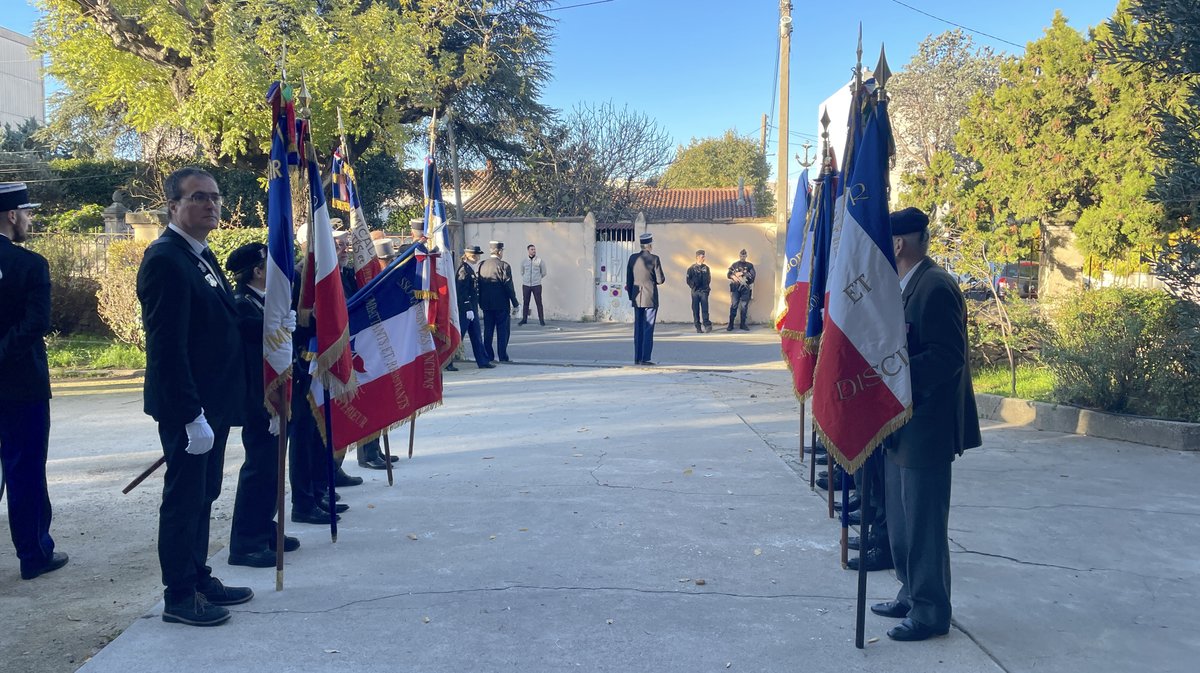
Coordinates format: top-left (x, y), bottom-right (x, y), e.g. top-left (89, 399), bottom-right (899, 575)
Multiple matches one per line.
top-left (5, 0), bottom-right (1118, 159)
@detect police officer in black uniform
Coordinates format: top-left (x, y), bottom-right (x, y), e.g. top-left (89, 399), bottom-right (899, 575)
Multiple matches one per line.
top-left (686, 249), bottom-right (712, 333)
top-left (0, 182), bottom-right (68, 581)
top-left (456, 245), bottom-right (495, 369)
top-left (726, 249), bottom-right (756, 331)
top-left (224, 243), bottom-right (300, 567)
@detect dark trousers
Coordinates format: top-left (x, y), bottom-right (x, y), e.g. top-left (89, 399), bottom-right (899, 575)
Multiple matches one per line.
top-left (854, 451), bottom-right (887, 545)
top-left (158, 421), bottom-right (230, 602)
top-left (461, 314), bottom-right (490, 366)
top-left (0, 399), bottom-right (55, 569)
top-left (288, 371), bottom-right (324, 512)
top-left (884, 453), bottom-right (953, 631)
top-left (690, 289), bottom-right (711, 328)
top-left (729, 286), bottom-right (752, 327)
top-left (230, 413), bottom-right (279, 555)
top-left (482, 308), bottom-right (511, 361)
top-left (522, 285), bottom-right (544, 321)
top-left (633, 306), bottom-right (657, 363)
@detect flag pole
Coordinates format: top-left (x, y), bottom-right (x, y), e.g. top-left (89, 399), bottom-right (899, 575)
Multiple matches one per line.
top-left (839, 471), bottom-right (850, 568)
top-left (275, 403), bottom-right (289, 590)
top-left (382, 432), bottom-right (395, 486)
top-left (407, 414), bottom-right (416, 459)
top-left (122, 456), bottom-right (165, 494)
top-left (323, 389), bottom-right (338, 543)
top-left (855, 460), bottom-right (873, 649)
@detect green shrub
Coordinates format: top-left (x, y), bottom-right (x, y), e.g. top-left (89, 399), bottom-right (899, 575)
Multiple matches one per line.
top-left (207, 227), bottom-right (268, 283)
top-left (45, 334), bottom-right (145, 370)
top-left (965, 296), bottom-right (1046, 372)
top-left (97, 239), bottom-right (151, 350)
top-left (23, 233), bottom-right (107, 336)
top-left (1042, 288), bottom-right (1200, 422)
top-left (42, 204), bottom-right (106, 233)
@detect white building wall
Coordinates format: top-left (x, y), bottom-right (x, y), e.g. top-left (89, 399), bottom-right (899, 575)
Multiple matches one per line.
top-left (0, 27), bottom-right (45, 128)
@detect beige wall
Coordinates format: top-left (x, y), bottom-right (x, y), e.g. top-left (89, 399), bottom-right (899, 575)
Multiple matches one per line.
top-left (464, 217), bottom-right (778, 324)
top-left (465, 218), bottom-right (596, 321)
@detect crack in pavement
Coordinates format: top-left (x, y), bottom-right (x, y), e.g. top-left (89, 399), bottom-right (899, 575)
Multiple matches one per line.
top-left (237, 584), bottom-right (865, 616)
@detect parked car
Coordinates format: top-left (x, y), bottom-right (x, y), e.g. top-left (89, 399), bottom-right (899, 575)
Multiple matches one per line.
top-left (960, 277), bottom-right (993, 301)
top-left (997, 261), bottom-right (1039, 299)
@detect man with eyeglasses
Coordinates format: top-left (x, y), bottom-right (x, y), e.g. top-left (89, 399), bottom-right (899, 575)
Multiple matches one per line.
top-left (137, 167), bottom-right (250, 626)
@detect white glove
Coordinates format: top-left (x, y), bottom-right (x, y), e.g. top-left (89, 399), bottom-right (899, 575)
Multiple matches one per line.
top-left (466, 310), bottom-right (475, 321)
top-left (268, 415), bottom-right (281, 437)
top-left (282, 309), bottom-right (297, 333)
top-left (184, 411), bottom-right (215, 455)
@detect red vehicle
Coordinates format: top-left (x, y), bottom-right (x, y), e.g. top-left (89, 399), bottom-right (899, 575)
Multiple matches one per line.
top-left (996, 261), bottom-right (1039, 299)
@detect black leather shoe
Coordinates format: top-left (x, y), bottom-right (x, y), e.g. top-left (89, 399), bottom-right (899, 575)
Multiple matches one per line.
top-left (358, 456), bottom-right (388, 470)
top-left (478, 363), bottom-right (496, 369)
top-left (696, 326), bottom-right (703, 333)
top-left (499, 357), bottom-right (512, 363)
top-left (20, 551), bottom-right (69, 580)
top-left (844, 510), bottom-right (862, 526)
top-left (815, 453), bottom-right (829, 465)
top-left (726, 324), bottom-right (734, 331)
top-left (834, 496), bottom-right (861, 513)
top-left (704, 324), bottom-right (712, 332)
top-left (518, 319), bottom-right (527, 325)
top-left (388, 454), bottom-right (399, 463)
top-left (162, 593), bottom-right (229, 627)
top-left (445, 363), bottom-right (458, 371)
top-left (740, 324), bottom-right (750, 331)
top-left (291, 507), bottom-right (340, 525)
top-left (320, 498), bottom-right (349, 513)
top-left (268, 535), bottom-right (300, 552)
top-left (887, 618), bottom-right (948, 642)
top-left (848, 535), bottom-right (861, 551)
top-left (228, 550), bottom-right (275, 568)
top-left (335, 469), bottom-right (363, 487)
top-left (870, 600), bottom-right (910, 619)
top-left (640, 361), bottom-right (656, 366)
top-left (539, 319), bottom-right (545, 326)
top-left (197, 577), bottom-right (254, 606)
top-left (847, 547), bottom-right (894, 571)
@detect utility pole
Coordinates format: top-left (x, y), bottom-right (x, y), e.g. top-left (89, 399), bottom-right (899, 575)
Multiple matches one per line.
top-left (774, 0), bottom-right (792, 319)
top-left (760, 113), bottom-right (769, 155)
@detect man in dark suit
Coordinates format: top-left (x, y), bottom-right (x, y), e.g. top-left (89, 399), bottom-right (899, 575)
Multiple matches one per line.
top-left (0, 182), bottom-right (68, 581)
top-left (223, 243), bottom-right (300, 567)
top-left (625, 233), bottom-right (666, 365)
top-left (137, 167), bottom-right (251, 627)
top-left (871, 207), bottom-right (982, 642)
top-left (477, 241), bottom-right (519, 363)
top-left (456, 245), bottom-right (495, 369)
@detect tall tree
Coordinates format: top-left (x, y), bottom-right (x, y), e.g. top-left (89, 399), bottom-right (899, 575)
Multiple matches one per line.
top-left (36, 0), bottom-right (553, 167)
top-left (889, 30), bottom-right (1001, 178)
top-left (1101, 0), bottom-right (1200, 227)
top-left (507, 102), bottom-right (673, 221)
top-left (660, 130), bottom-right (770, 215)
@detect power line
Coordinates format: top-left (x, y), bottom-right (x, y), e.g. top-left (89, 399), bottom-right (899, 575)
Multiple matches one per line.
top-left (545, 0), bottom-right (614, 13)
top-left (886, 0), bottom-right (1024, 50)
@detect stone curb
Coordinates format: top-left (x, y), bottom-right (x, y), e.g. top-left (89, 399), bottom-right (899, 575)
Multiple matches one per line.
top-left (975, 392), bottom-right (1200, 451)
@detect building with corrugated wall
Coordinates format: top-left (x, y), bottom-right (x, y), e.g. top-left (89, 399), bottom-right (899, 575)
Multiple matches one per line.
top-left (0, 27), bottom-right (45, 128)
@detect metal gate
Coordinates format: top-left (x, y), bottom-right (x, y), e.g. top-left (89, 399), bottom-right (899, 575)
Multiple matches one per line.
top-left (594, 227), bottom-right (637, 322)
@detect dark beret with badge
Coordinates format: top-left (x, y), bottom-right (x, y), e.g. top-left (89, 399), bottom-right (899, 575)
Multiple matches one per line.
top-left (225, 242), bottom-right (267, 275)
top-left (890, 207), bottom-right (929, 236)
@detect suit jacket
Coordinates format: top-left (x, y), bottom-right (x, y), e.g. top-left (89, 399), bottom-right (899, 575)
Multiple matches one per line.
top-left (234, 284), bottom-right (268, 424)
top-left (477, 256), bottom-right (518, 311)
top-left (456, 259), bottom-right (481, 315)
top-left (0, 235), bottom-right (51, 401)
top-left (887, 258), bottom-right (982, 468)
top-left (137, 228), bottom-right (245, 427)
top-left (626, 251), bottom-right (665, 308)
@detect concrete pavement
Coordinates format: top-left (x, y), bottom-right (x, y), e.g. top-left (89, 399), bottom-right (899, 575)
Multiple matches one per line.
top-left (28, 322), bottom-right (1200, 672)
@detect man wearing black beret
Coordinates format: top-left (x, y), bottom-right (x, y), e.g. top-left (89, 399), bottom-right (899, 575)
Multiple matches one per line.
top-left (871, 206), bottom-right (981, 642)
top-left (0, 182), bottom-right (69, 581)
top-left (224, 243), bottom-right (299, 567)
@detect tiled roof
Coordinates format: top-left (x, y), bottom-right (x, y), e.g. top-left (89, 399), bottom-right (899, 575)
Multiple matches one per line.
top-left (636, 187), bottom-right (758, 221)
top-left (462, 176), bottom-right (759, 221)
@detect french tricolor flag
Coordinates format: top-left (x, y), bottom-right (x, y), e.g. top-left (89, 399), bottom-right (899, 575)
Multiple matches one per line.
top-left (304, 153), bottom-right (356, 398)
top-left (263, 83), bottom-right (294, 423)
top-left (776, 168), bottom-right (815, 398)
top-left (812, 99), bottom-right (911, 471)
top-left (310, 245), bottom-right (443, 450)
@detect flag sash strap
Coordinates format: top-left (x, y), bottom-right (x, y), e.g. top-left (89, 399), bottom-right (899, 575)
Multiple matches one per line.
top-left (811, 101), bottom-right (912, 474)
